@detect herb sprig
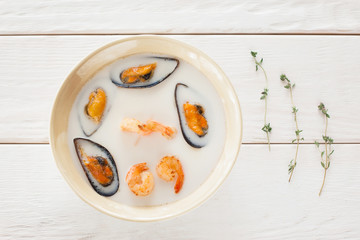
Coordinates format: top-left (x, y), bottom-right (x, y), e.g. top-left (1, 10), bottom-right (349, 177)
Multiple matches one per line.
top-left (315, 103), bottom-right (334, 196)
top-left (251, 51), bottom-right (271, 151)
top-left (280, 74), bottom-right (304, 182)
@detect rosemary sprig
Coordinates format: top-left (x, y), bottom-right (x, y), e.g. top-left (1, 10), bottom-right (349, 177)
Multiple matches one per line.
top-left (280, 74), bottom-right (304, 182)
top-left (315, 103), bottom-right (334, 196)
top-left (251, 51), bottom-right (271, 151)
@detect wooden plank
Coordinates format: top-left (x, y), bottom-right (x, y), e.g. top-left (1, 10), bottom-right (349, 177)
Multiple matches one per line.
top-left (0, 144), bottom-right (359, 239)
top-left (1, 0), bottom-right (360, 34)
top-left (1, 35), bottom-right (360, 143)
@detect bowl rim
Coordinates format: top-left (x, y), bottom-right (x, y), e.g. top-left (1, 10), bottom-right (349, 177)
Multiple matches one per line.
top-left (50, 35), bottom-right (243, 221)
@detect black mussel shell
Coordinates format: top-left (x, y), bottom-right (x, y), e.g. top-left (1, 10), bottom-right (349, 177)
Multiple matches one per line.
top-left (111, 56), bottom-right (179, 88)
top-left (74, 138), bottom-right (119, 196)
top-left (175, 83), bottom-right (210, 148)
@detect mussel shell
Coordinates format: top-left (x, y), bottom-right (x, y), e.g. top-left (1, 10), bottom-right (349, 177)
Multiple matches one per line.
top-left (74, 138), bottom-right (119, 196)
top-left (111, 56), bottom-right (179, 88)
top-left (175, 83), bottom-right (210, 148)
top-left (77, 85), bottom-right (113, 137)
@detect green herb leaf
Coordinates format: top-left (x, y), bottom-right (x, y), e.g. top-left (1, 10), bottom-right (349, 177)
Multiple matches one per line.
top-left (288, 159), bottom-right (296, 174)
top-left (262, 123), bottom-right (272, 133)
top-left (322, 135), bottom-right (334, 144)
top-left (318, 102), bottom-right (330, 118)
top-left (260, 88), bottom-right (268, 100)
top-left (280, 74), bottom-right (289, 82)
top-left (251, 51), bottom-right (257, 58)
top-left (318, 102), bottom-right (325, 111)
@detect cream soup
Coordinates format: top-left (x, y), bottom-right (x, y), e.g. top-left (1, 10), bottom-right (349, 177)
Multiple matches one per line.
top-left (67, 53), bottom-right (226, 206)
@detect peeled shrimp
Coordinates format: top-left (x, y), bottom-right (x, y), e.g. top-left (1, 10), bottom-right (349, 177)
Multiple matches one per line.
top-left (126, 163), bottom-right (154, 196)
top-left (120, 118), bottom-right (177, 139)
top-left (156, 156), bottom-right (184, 194)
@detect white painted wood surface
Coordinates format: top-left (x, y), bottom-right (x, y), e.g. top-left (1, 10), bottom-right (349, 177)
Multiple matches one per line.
top-left (1, 144), bottom-right (360, 240)
top-left (1, 0), bottom-right (360, 34)
top-left (1, 1), bottom-right (360, 239)
top-left (1, 35), bottom-right (360, 143)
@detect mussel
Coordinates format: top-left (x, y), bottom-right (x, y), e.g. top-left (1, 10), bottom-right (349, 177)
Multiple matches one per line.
top-left (175, 83), bottom-right (209, 148)
top-left (78, 87), bottom-right (112, 136)
top-left (111, 56), bottom-right (179, 88)
top-left (74, 138), bottom-right (119, 196)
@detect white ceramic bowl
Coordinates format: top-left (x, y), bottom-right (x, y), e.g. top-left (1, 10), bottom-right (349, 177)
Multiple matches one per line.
top-left (50, 36), bottom-right (242, 221)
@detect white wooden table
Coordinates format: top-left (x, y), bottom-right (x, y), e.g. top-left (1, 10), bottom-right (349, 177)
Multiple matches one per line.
top-left (1, 1), bottom-right (360, 239)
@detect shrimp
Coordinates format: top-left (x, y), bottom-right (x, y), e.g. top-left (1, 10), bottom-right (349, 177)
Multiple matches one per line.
top-left (126, 163), bottom-right (154, 196)
top-left (120, 118), bottom-right (177, 139)
top-left (156, 156), bottom-right (184, 194)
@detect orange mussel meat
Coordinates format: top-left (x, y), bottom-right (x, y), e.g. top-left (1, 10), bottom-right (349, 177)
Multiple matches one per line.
top-left (120, 63), bottom-right (157, 84)
top-left (85, 88), bottom-right (107, 123)
top-left (183, 102), bottom-right (208, 137)
top-left (84, 156), bottom-right (114, 186)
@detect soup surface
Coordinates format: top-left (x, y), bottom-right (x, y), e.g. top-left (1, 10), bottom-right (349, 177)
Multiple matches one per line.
top-left (68, 53), bottom-right (226, 206)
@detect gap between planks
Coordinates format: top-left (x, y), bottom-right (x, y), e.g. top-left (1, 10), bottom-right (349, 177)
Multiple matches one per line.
top-left (0, 142), bottom-right (358, 145)
top-left (1, 33), bottom-right (360, 37)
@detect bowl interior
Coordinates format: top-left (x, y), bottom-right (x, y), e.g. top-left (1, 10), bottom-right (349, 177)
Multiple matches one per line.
top-left (50, 36), bottom-right (242, 221)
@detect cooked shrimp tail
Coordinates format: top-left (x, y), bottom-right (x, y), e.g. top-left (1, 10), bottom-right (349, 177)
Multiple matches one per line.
top-left (156, 156), bottom-right (184, 194)
top-left (174, 168), bottom-right (184, 194)
top-left (146, 120), bottom-right (177, 139)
